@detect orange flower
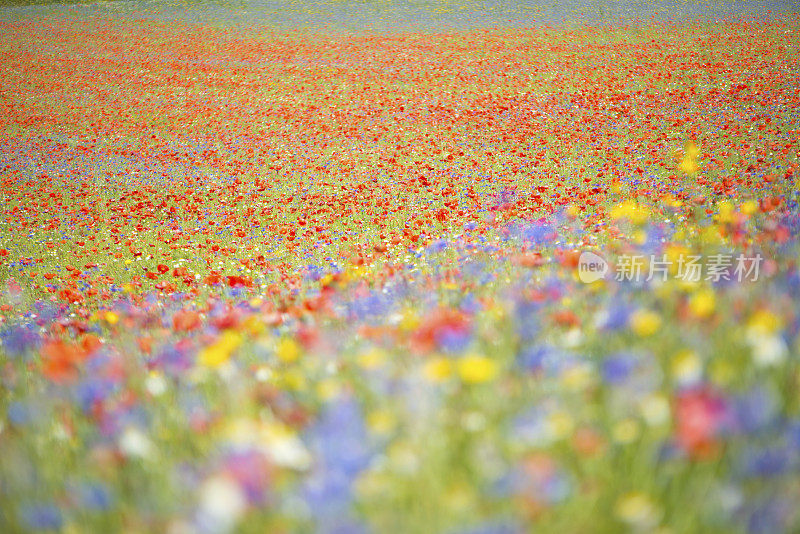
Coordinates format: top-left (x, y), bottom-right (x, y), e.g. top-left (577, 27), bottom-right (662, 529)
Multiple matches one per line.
top-left (41, 340), bottom-right (86, 383)
top-left (173, 309), bottom-right (202, 332)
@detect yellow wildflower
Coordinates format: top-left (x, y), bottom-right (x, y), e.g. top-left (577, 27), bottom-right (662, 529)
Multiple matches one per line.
top-left (276, 338), bottom-right (301, 363)
top-left (688, 288), bottom-right (716, 318)
top-left (457, 354), bottom-right (498, 384)
top-left (198, 330), bottom-right (242, 368)
top-left (630, 309), bottom-right (661, 337)
top-left (423, 357), bottom-right (452, 382)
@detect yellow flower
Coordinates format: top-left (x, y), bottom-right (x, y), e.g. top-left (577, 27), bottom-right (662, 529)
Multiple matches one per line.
top-left (546, 411), bottom-right (574, 440)
top-left (198, 330), bottom-right (242, 368)
top-left (747, 309), bottom-right (782, 335)
top-left (716, 201), bottom-right (734, 223)
top-left (672, 350), bottom-right (702, 385)
top-left (662, 195), bottom-right (682, 208)
top-left (259, 421), bottom-right (312, 470)
top-left (242, 315), bottom-right (265, 336)
top-left (104, 311), bottom-right (119, 325)
top-left (316, 378), bottom-right (340, 401)
top-left (367, 410), bottom-right (396, 435)
top-left (709, 358), bottom-right (734, 386)
top-left (610, 201), bottom-right (649, 225)
top-left (640, 394), bottom-right (671, 427)
top-left (276, 338), bottom-right (301, 363)
top-left (398, 308), bottom-right (420, 332)
top-left (457, 354), bottom-right (498, 384)
top-left (423, 357), bottom-right (452, 382)
top-left (689, 288), bottom-right (716, 318)
top-left (616, 492), bottom-right (661, 529)
top-left (566, 204), bottom-right (580, 218)
top-left (612, 419), bottom-right (640, 444)
top-left (444, 482), bottom-right (475, 512)
top-left (281, 369), bottom-right (306, 391)
top-left (630, 309), bottom-right (661, 337)
top-left (701, 225), bottom-right (724, 246)
top-left (561, 364), bottom-right (594, 391)
top-left (665, 244), bottom-right (689, 275)
top-left (679, 140), bottom-right (700, 175)
top-left (358, 348), bottom-right (385, 370)
top-left (741, 200), bottom-right (758, 216)
top-left (680, 157), bottom-right (699, 175)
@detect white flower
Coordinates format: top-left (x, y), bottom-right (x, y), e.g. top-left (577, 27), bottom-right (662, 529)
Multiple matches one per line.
top-left (145, 372), bottom-right (168, 397)
top-left (639, 394), bottom-right (671, 427)
top-left (261, 425), bottom-right (312, 470)
top-left (197, 476), bottom-right (246, 533)
top-left (749, 333), bottom-right (788, 368)
top-left (119, 427), bottom-right (154, 459)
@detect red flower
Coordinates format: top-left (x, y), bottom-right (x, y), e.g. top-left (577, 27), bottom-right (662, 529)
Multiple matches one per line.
top-left (411, 308), bottom-right (471, 353)
top-left (41, 340), bottom-right (86, 383)
top-left (674, 388), bottom-right (729, 459)
top-left (173, 309), bottom-right (201, 332)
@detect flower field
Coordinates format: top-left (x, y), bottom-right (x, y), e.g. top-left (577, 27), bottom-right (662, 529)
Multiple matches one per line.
top-left (1, 8), bottom-right (799, 533)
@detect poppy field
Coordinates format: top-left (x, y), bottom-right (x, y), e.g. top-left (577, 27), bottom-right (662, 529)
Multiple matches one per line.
top-left (1, 7), bottom-right (800, 533)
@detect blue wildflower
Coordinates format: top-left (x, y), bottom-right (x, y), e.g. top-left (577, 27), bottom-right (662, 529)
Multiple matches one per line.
top-left (20, 503), bottom-right (62, 530)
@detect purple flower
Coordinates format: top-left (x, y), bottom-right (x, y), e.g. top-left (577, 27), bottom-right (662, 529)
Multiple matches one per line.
top-left (426, 240), bottom-right (448, 254)
top-left (20, 503), bottom-right (62, 530)
top-left (78, 483), bottom-right (113, 511)
top-left (75, 379), bottom-right (115, 415)
top-left (597, 305), bottom-right (631, 331)
top-left (734, 387), bottom-right (778, 435)
top-left (151, 343), bottom-right (193, 377)
top-left (303, 396), bottom-right (371, 519)
top-left (0, 325), bottom-right (41, 358)
top-left (224, 450), bottom-right (271, 505)
top-left (602, 354), bottom-right (636, 385)
top-left (741, 446), bottom-right (792, 478)
top-left (747, 498), bottom-right (790, 534)
top-left (8, 401), bottom-right (33, 426)
top-left (436, 325), bottom-right (471, 353)
top-left (521, 221), bottom-right (555, 245)
top-left (514, 300), bottom-right (541, 342)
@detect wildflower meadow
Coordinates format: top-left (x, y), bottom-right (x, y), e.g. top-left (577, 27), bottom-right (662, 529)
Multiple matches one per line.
top-left (0, 1), bottom-right (799, 532)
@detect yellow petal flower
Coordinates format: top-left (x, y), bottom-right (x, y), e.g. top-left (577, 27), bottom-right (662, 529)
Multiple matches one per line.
top-left (546, 411), bottom-right (574, 440)
top-left (457, 354), bottom-right (498, 384)
top-left (741, 200), bottom-right (758, 216)
top-left (276, 338), bottom-right (301, 363)
top-left (616, 492), bottom-right (661, 528)
top-left (612, 418), bottom-right (640, 444)
top-left (672, 350), bottom-right (702, 385)
top-left (747, 309), bottom-right (782, 335)
top-left (198, 330), bottom-right (242, 368)
top-left (358, 348), bottom-right (385, 369)
top-left (689, 288), bottom-right (716, 318)
top-left (630, 309), bottom-right (661, 337)
top-left (423, 357), bottom-right (452, 382)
